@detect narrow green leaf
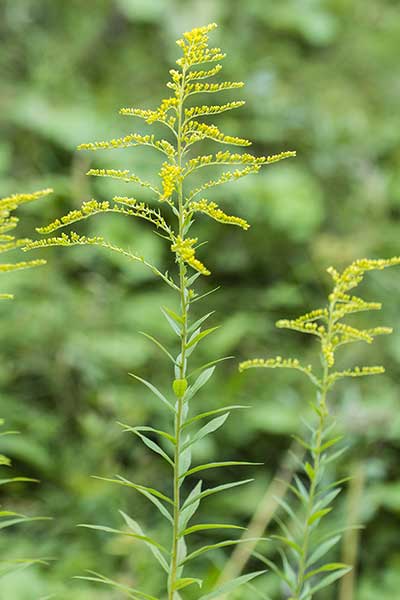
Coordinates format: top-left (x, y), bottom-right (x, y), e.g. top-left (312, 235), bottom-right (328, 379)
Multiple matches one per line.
top-left (314, 488), bottom-right (341, 511)
top-left (180, 538), bottom-right (266, 566)
top-left (120, 511), bottom-right (170, 572)
top-left (183, 405), bottom-right (248, 429)
top-left (180, 461), bottom-right (261, 479)
top-left (320, 436), bottom-right (343, 452)
top-left (274, 496), bottom-right (301, 528)
top-left (188, 312), bottom-right (215, 334)
top-left (0, 477), bottom-right (38, 486)
top-left (192, 286), bottom-right (220, 303)
top-left (308, 508), bottom-right (332, 526)
top-left (92, 476), bottom-right (173, 523)
top-left (305, 562), bottom-right (349, 580)
top-left (179, 480), bottom-right (202, 530)
top-left (161, 306), bottom-right (183, 332)
top-left (181, 413), bottom-right (229, 452)
top-left (139, 331), bottom-right (176, 364)
top-left (272, 535), bottom-right (303, 556)
top-left (291, 435), bottom-right (312, 451)
top-left (129, 374), bottom-right (175, 413)
top-left (253, 551), bottom-right (291, 587)
top-left (198, 571), bottom-right (266, 600)
top-left (304, 462), bottom-right (315, 481)
top-left (173, 577), bottom-right (202, 591)
top-left (187, 356), bottom-right (234, 379)
top-left (323, 447), bottom-right (347, 464)
top-left (182, 523), bottom-right (245, 536)
top-left (182, 479), bottom-right (253, 510)
top-left (307, 535), bottom-right (341, 567)
top-left (93, 475), bottom-right (173, 505)
top-left (310, 567), bottom-right (352, 593)
top-left (74, 570), bottom-right (159, 600)
top-left (184, 367), bottom-right (215, 402)
top-left (123, 427), bottom-right (174, 466)
top-left (186, 326), bottom-right (219, 350)
top-left (0, 516), bottom-right (51, 530)
top-left (78, 523), bottom-right (167, 553)
top-left (123, 424), bottom-right (176, 445)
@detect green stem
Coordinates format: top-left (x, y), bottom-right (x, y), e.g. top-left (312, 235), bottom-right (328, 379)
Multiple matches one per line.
top-left (292, 300), bottom-right (335, 599)
top-left (168, 67), bottom-right (188, 600)
top-left (294, 388), bottom-right (328, 597)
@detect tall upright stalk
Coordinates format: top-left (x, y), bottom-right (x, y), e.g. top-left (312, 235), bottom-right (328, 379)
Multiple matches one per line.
top-left (240, 257), bottom-right (400, 600)
top-left (24, 23), bottom-right (294, 599)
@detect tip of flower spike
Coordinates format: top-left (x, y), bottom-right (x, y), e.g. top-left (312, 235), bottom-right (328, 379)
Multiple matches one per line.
top-left (181, 23), bottom-right (218, 43)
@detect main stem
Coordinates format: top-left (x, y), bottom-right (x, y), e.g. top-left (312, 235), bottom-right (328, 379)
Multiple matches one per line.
top-left (168, 68), bottom-right (188, 600)
top-left (293, 300), bottom-right (334, 599)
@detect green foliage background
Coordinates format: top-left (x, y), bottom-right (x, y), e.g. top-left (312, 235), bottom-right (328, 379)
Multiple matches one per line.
top-left (0, 1), bottom-right (399, 598)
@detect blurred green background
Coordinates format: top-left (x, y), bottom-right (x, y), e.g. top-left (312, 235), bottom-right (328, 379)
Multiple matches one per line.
top-left (0, 1), bottom-right (400, 598)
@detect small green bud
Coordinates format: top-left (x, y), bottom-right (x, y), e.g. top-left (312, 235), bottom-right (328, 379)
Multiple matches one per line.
top-left (173, 378), bottom-right (188, 398)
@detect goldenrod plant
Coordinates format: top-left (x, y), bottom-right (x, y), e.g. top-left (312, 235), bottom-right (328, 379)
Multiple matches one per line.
top-left (0, 188), bottom-right (52, 577)
top-left (24, 24), bottom-right (295, 599)
top-left (240, 257), bottom-right (400, 600)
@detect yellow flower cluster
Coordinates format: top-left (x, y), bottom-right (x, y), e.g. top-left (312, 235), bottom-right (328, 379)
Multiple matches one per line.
top-left (185, 81), bottom-right (245, 96)
top-left (187, 166), bottom-right (261, 200)
top-left (0, 188), bottom-right (52, 213)
top-left (243, 257), bottom-right (400, 391)
top-left (184, 150), bottom-right (295, 174)
top-left (78, 133), bottom-right (156, 151)
top-left (24, 231), bottom-right (104, 250)
top-left (171, 236), bottom-right (210, 276)
top-left (0, 259), bottom-right (46, 273)
top-left (176, 23), bottom-right (225, 69)
top-left (327, 366), bottom-right (385, 388)
top-left (120, 97), bottom-right (178, 128)
top-left (0, 188), bottom-right (52, 298)
top-left (86, 169), bottom-right (158, 193)
top-left (36, 197), bottom-right (170, 237)
top-left (183, 121), bottom-right (251, 147)
top-left (184, 101), bottom-right (245, 121)
top-left (294, 308), bottom-right (329, 323)
top-left (189, 199), bottom-right (249, 230)
top-left (36, 200), bottom-right (112, 234)
top-left (328, 257), bottom-right (400, 300)
top-left (186, 64), bottom-right (223, 81)
top-left (333, 296), bottom-right (381, 319)
top-left (276, 319), bottom-right (325, 337)
top-left (113, 197), bottom-right (170, 232)
top-left (239, 357), bottom-right (319, 385)
top-left (159, 163), bottom-right (182, 202)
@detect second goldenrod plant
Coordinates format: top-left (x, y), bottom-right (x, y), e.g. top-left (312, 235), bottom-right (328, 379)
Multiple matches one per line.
top-left (25, 24), bottom-right (294, 598)
top-left (0, 187), bottom-right (52, 577)
top-left (240, 257), bottom-right (400, 600)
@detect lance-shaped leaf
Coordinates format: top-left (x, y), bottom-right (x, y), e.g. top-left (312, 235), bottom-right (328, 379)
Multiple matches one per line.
top-left (74, 570), bottom-right (159, 600)
top-left (180, 461), bottom-right (261, 479)
top-left (92, 475), bottom-right (173, 523)
top-left (198, 571), bottom-right (266, 600)
top-left (180, 412), bottom-right (229, 452)
top-left (129, 374), bottom-right (175, 413)
top-left (121, 425), bottom-right (174, 466)
top-left (180, 538), bottom-right (267, 566)
top-left (181, 479), bottom-right (253, 511)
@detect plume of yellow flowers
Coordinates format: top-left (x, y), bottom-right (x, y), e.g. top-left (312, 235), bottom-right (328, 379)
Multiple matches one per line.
top-left (25, 22), bottom-right (294, 279)
top-left (0, 189), bottom-right (52, 299)
top-left (240, 257), bottom-right (400, 391)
